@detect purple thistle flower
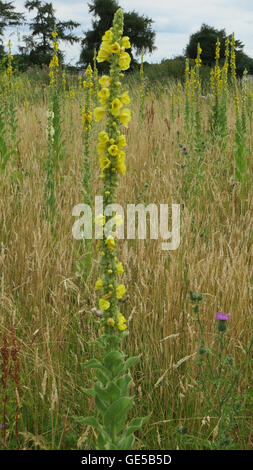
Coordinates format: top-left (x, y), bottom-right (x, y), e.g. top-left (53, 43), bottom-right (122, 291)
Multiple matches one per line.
top-left (232, 180), bottom-right (237, 186)
top-left (215, 313), bottom-right (230, 321)
top-left (182, 146), bottom-right (187, 151)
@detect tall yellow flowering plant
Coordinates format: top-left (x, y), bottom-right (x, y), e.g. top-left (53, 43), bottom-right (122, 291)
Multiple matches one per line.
top-left (45, 27), bottom-right (66, 222)
top-left (81, 8), bottom-right (150, 450)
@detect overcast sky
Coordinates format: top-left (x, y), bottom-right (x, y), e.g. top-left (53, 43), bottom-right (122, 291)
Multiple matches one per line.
top-left (5, 0), bottom-right (253, 64)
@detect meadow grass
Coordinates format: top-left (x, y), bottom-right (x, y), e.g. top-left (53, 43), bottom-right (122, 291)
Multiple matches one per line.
top-left (0, 69), bottom-right (252, 449)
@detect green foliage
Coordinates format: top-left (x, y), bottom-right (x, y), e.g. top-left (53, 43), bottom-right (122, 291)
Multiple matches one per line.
top-left (0, 1), bottom-right (24, 50)
top-left (81, 333), bottom-right (150, 450)
top-left (22, 1), bottom-right (80, 66)
top-left (80, 0), bottom-right (155, 70)
top-left (185, 24), bottom-right (244, 69)
top-left (186, 293), bottom-right (253, 450)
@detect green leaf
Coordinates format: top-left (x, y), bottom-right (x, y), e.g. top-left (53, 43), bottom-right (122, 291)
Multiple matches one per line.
top-left (83, 359), bottom-right (103, 369)
top-left (95, 394), bottom-right (107, 414)
top-left (103, 350), bottom-right (124, 376)
top-left (123, 355), bottom-right (141, 371)
top-left (81, 387), bottom-right (96, 397)
top-left (116, 374), bottom-right (132, 396)
top-left (123, 415), bottom-right (151, 437)
top-left (104, 397), bottom-right (134, 433)
top-left (94, 381), bottom-right (120, 404)
top-left (117, 434), bottom-right (135, 450)
top-left (96, 368), bottom-right (111, 385)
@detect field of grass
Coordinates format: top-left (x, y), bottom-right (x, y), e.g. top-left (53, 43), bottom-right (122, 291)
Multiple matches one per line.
top-left (0, 29), bottom-right (253, 450)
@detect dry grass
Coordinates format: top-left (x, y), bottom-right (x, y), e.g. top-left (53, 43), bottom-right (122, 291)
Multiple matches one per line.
top-left (0, 81), bottom-right (252, 449)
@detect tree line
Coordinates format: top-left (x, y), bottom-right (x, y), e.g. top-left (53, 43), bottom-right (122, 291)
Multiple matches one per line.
top-left (0, 0), bottom-right (252, 75)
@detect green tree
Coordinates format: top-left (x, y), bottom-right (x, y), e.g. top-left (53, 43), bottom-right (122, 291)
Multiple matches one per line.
top-left (23, 1), bottom-right (80, 66)
top-left (185, 24), bottom-right (244, 67)
top-left (0, 1), bottom-right (25, 56)
top-left (80, 0), bottom-right (156, 69)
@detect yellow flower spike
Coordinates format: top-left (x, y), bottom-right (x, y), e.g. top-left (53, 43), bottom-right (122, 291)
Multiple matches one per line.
top-left (95, 278), bottom-right (103, 290)
top-left (111, 98), bottom-right (123, 116)
top-left (99, 299), bottom-right (110, 311)
top-left (116, 262), bottom-right (124, 274)
top-left (116, 284), bottom-right (126, 299)
top-left (94, 107), bottom-right (106, 122)
top-left (107, 318), bottom-right (115, 327)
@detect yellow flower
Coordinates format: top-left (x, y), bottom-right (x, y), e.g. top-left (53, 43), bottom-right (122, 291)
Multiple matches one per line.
top-left (105, 236), bottom-right (116, 251)
top-left (82, 110), bottom-right (92, 124)
top-left (94, 106), bottom-right (106, 122)
top-left (116, 151), bottom-right (126, 175)
top-left (110, 42), bottom-right (121, 54)
top-left (99, 299), bottom-right (110, 311)
top-left (97, 142), bottom-right (107, 155)
top-left (116, 284), bottom-right (126, 299)
top-left (119, 108), bottom-right (131, 127)
top-left (102, 29), bottom-right (113, 43)
top-left (121, 36), bottom-right (131, 49)
top-left (95, 278), bottom-right (103, 290)
top-left (118, 51), bottom-right (131, 70)
top-left (118, 321), bottom-right (127, 331)
top-left (99, 155), bottom-right (111, 171)
top-left (97, 47), bottom-right (110, 62)
top-left (118, 313), bottom-right (125, 321)
top-left (49, 55), bottom-right (59, 68)
top-left (99, 75), bottom-right (111, 88)
top-left (107, 317), bottom-right (115, 327)
top-left (95, 214), bottom-right (105, 226)
top-left (111, 98), bottom-right (123, 116)
top-left (98, 87), bottom-right (110, 105)
top-left (117, 313), bottom-right (127, 331)
top-left (108, 144), bottom-right (119, 156)
top-left (121, 91), bottom-right (131, 105)
top-left (117, 134), bottom-right (127, 149)
top-left (116, 262), bottom-right (124, 274)
top-left (98, 131), bottom-right (109, 144)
